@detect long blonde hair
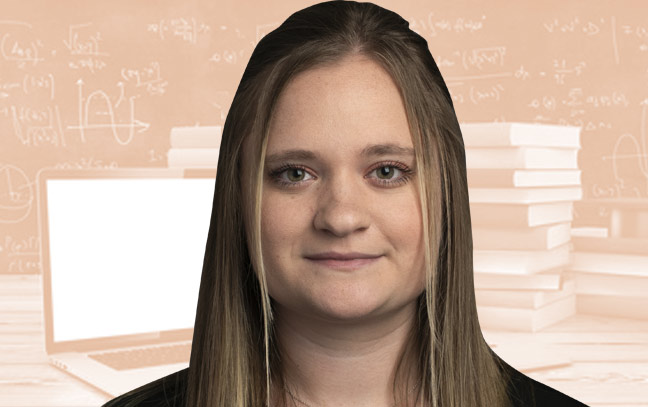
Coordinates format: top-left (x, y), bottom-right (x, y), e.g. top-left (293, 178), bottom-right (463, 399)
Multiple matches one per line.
top-left (184, 1), bottom-right (517, 406)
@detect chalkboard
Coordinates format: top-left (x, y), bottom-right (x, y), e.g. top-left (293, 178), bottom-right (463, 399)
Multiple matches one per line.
top-left (1, 0), bottom-right (646, 273)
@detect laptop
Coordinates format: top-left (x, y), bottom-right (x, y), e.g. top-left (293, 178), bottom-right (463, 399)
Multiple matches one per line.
top-left (36, 167), bottom-right (216, 397)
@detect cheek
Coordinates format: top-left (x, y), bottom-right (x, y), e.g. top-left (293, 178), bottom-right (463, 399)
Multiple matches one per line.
top-left (384, 193), bottom-right (425, 275)
top-left (390, 194), bottom-right (422, 241)
top-left (260, 194), bottom-right (305, 259)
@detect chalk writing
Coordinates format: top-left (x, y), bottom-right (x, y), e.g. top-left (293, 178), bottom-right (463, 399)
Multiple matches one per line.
top-left (121, 61), bottom-right (167, 96)
top-left (67, 79), bottom-right (150, 145)
top-left (208, 49), bottom-right (247, 65)
top-left (555, 118), bottom-right (613, 131)
top-left (0, 104), bottom-right (66, 147)
top-left (148, 149), bottom-right (166, 163)
top-left (23, 73), bottom-right (55, 100)
top-left (464, 46), bottom-right (506, 70)
top-left (409, 12), bottom-right (486, 38)
top-left (544, 17), bottom-right (590, 34)
top-left (0, 164), bottom-right (33, 223)
top-left (552, 59), bottom-right (586, 85)
top-left (53, 157), bottom-right (118, 170)
top-left (0, 21), bottom-right (44, 68)
top-left (593, 101), bottom-right (648, 197)
top-left (542, 16), bottom-right (629, 65)
top-left (434, 47), bottom-right (508, 72)
top-left (64, 23), bottom-right (108, 73)
top-left (0, 235), bottom-right (40, 274)
top-left (469, 83), bottom-right (505, 104)
top-left (255, 22), bottom-right (279, 43)
top-left (69, 57), bottom-right (107, 73)
top-left (147, 18), bottom-right (210, 44)
top-left (564, 88), bottom-right (630, 109)
top-left (0, 80), bottom-right (21, 99)
top-left (63, 23), bottom-right (107, 56)
top-left (514, 65), bottom-right (530, 80)
top-left (1, 235), bottom-right (39, 257)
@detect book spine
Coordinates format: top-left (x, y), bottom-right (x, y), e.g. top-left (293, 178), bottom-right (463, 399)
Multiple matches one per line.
top-left (467, 186), bottom-right (582, 204)
top-left (465, 147), bottom-right (579, 169)
top-left (460, 122), bottom-right (581, 147)
top-left (467, 169), bottom-right (581, 187)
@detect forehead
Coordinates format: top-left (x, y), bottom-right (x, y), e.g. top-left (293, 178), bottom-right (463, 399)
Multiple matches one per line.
top-left (266, 55), bottom-right (414, 155)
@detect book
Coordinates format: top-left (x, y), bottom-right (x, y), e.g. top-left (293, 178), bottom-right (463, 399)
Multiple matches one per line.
top-left (477, 295), bottom-right (576, 332)
top-left (473, 270), bottom-right (563, 290)
top-left (571, 252), bottom-right (648, 275)
top-left (475, 279), bottom-right (576, 308)
top-left (465, 147), bottom-right (579, 169)
top-left (466, 169), bottom-right (581, 187)
top-left (571, 236), bottom-right (647, 256)
top-left (571, 227), bottom-right (608, 238)
top-left (577, 294), bottom-right (648, 320)
top-left (170, 126), bottom-right (222, 148)
top-left (470, 202), bottom-right (573, 228)
top-left (472, 221), bottom-right (572, 251)
top-left (562, 269), bottom-right (648, 297)
top-left (473, 242), bottom-right (572, 275)
top-left (167, 148), bottom-right (219, 168)
top-left (459, 122), bottom-right (581, 148)
top-left (468, 186), bottom-right (582, 204)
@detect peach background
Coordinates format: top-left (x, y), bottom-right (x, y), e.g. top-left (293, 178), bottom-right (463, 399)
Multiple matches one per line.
top-left (1, 0), bottom-right (647, 406)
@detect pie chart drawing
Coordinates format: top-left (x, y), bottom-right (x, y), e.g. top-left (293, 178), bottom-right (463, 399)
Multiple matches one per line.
top-left (0, 164), bottom-right (33, 223)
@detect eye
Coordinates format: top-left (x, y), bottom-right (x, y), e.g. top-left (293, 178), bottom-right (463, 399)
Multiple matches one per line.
top-left (376, 166), bottom-right (397, 179)
top-left (367, 162), bottom-right (414, 187)
top-left (267, 161), bottom-right (414, 188)
top-left (268, 163), bottom-right (314, 188)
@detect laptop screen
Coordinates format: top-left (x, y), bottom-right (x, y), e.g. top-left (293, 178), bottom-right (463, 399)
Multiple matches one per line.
top-left (43, 176), bottom-right (215, 344)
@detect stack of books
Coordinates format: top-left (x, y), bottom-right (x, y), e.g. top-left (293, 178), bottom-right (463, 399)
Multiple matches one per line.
top-left (462, 122), bottom-right (582, 332)
top-left (167, 126), bottom-right (222, 169)
top-left (566, 198), bottom-right (648, 320)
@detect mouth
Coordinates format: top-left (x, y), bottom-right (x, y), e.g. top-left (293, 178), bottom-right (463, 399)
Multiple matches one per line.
top-left (305, 256), bottom-right (382, 270)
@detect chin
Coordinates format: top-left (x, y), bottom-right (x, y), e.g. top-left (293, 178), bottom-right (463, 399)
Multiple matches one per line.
top-left (312, 296), bottom-right (387, 322)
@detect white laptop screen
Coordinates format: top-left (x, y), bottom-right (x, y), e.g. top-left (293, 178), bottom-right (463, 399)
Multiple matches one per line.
top-left (45, 177), bottom-right (214, 343)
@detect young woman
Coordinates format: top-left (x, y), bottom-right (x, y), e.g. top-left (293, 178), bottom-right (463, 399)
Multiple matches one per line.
top-left (103, 1), bottom-right (589, 406)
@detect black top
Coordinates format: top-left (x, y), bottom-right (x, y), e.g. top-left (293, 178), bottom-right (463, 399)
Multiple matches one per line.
top-left (101, 361), bottom-right (590, 407)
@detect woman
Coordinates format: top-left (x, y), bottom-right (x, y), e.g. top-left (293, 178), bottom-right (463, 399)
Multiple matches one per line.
top-left (103, 1), bottom-right (589, 406)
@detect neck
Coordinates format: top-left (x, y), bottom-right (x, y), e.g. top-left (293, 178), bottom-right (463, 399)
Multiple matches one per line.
top-left (271, 300), bottom-right (422, 407)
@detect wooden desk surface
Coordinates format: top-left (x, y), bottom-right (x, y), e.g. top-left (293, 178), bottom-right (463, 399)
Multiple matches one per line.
top-left (1, 274), bottom-right (647, 407)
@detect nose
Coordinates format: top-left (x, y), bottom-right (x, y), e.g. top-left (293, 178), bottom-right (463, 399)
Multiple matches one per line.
top-left (312, 172), bottom-right (371, 237)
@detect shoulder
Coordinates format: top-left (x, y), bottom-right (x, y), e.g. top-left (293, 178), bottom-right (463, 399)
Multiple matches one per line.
top-left (100, 367), bottom-right (188, 407)
top-left (506, 364), bottom-right (590, 407)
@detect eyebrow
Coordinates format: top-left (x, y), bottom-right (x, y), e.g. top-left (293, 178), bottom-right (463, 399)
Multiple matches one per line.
top-left (264, 143), bottom-right (415, 166)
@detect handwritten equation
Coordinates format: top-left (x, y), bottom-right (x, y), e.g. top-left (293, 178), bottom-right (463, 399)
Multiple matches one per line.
top-left (409, 12), bottom-right (486, 38)
top-left (121, 61), bottom-right (167, 96)
top-left (0, 21), bottom-right (45, 68)
top-left (0, 234), bottom-right (40, 274)
top-left (147, 18), bottom-right (210, 44)
top-left (63, 23), bottom-right (109, 73)
top-left (0, 164), bottom-right (33, 224)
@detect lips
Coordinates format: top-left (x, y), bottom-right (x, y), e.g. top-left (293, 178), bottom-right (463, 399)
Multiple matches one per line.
top-left (305, 252), bottom-right (383, 270)
top-left (305, 251), bottom-right (382, 260)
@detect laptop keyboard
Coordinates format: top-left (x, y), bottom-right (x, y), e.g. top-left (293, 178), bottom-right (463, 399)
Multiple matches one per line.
top-left (89, 343), bottom-right (192, 370)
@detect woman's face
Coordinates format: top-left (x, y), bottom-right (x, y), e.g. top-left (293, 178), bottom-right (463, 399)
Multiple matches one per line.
top-left (260, 54), bottom-right (425, 323)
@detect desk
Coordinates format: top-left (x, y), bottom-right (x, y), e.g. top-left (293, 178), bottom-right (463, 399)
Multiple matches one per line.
top-left (1, 274), bottom-right (647, 407)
